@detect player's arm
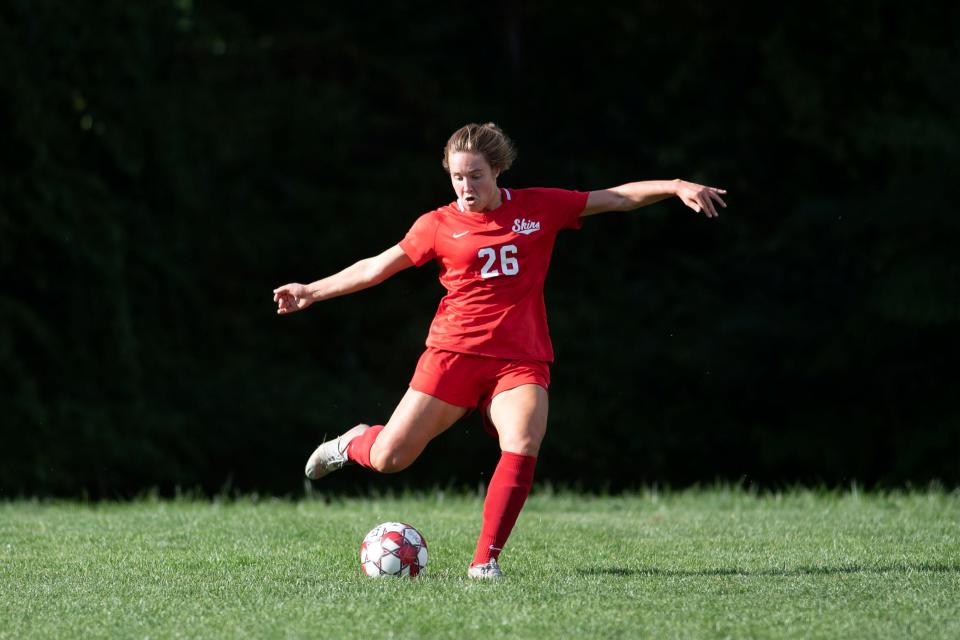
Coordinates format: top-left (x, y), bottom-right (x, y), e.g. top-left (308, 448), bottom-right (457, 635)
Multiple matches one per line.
top-left (581, 179), bottom-right (727, 218)
top-left (273, 244), bottom-right (414, 315)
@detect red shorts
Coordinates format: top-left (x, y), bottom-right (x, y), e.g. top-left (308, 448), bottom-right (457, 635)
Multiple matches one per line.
top-left (409, 347), bottom-right (550, 435)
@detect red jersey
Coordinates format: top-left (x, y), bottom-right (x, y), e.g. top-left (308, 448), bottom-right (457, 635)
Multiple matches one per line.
top-left (399, 187), bottom-right (588, 362)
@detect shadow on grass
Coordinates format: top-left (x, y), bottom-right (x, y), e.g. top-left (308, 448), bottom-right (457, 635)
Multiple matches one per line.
top-left (578, 562), bottom-right (960, 578)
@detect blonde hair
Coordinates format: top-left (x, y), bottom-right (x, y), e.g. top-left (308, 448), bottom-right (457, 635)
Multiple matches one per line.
top-left (442, 122), bottom-right (517, 173)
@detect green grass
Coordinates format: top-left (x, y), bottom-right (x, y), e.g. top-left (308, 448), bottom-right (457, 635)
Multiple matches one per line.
top-left (2, 487), bottom-right (958, 639)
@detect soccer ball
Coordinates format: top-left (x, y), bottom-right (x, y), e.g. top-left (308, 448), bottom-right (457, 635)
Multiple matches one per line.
top-left (359, 522), bottom-right (428, 577)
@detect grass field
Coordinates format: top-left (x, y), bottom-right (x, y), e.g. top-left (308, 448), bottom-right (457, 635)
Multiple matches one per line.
top-left (2, 487), bottom-right (958, 639)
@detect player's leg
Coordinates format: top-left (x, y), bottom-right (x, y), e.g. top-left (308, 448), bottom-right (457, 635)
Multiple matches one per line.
top-left (488, 383), bottom-right (548, 456)
top-left (306, 347), bottom-right (477, 479)
top-left (363, 388), bottom-right (468, 473)
top-left (305, 388), bottom-right (467, 479)
top-left (469, 383), bottom-right (547, 578)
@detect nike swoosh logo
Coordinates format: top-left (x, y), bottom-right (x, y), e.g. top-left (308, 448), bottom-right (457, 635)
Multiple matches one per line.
top-left (452, 231), bottom-right (470, 238)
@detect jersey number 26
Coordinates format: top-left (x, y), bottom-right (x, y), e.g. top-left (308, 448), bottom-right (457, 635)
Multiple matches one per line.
top-left (478, 244), bottom-right (519, 279)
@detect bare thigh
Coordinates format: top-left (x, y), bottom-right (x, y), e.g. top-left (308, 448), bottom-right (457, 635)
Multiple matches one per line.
top-left (369, 388), bottom-right (469, 473)
top-left (486, 384), bottom-right (549, 456)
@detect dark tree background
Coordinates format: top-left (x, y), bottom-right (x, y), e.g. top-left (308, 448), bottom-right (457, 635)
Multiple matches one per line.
top-left (1, 1), bottom-right (957, 497)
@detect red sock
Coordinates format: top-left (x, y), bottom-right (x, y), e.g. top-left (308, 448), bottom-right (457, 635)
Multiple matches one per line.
top-left (472, 451), bottom-right (537, 566)
top-left (346, 425), bottom-right (384, 470)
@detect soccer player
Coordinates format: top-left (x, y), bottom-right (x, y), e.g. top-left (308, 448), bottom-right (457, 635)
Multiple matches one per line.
top-left (273, 123), bottom-right (726, 578)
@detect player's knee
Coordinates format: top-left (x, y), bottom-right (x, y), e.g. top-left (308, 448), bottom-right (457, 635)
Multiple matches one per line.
top-left (369, 443), bottom-right (413, 474)
top-left (499, 429), bottom-right (545, 456)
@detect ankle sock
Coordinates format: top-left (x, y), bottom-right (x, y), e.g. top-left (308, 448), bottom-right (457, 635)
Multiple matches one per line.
top-left (345, 425), bottom-right (384, 470)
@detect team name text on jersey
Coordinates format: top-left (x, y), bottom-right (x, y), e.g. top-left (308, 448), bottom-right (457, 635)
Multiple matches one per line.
top-left (512, 218), bottom-right (541, 235)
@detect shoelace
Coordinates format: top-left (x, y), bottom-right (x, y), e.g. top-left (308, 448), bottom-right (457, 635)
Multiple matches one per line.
top-left (318, 436), bottom-right (348, 468)
top-left (332, 438), bottom-right (350, 467)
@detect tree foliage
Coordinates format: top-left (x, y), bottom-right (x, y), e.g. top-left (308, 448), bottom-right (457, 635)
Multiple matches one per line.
top-left (1, 1), bottom-right (957, 496)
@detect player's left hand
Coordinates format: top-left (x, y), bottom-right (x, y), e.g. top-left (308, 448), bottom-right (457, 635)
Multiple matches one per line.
top-left (675, 180), bottom-right (727, 218)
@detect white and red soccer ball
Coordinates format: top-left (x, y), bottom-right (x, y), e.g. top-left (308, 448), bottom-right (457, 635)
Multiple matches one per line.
top-left (359, 522), bottom-right (428, 577)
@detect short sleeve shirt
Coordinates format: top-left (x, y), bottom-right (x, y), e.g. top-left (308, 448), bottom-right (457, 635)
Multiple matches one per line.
top-left (399, 187), bottom-right (588, 362)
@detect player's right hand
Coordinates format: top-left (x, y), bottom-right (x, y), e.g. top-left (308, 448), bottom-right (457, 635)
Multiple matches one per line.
top-left (273, 283), bottom-right (312, 314)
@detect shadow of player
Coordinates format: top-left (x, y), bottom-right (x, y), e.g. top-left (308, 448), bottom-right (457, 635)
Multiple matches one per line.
top-left (578, 562), bottom-right (960, 578)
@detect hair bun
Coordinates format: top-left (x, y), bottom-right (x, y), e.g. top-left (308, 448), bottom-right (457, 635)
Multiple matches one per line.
top-left (442, 123), bottom-right (517, 173)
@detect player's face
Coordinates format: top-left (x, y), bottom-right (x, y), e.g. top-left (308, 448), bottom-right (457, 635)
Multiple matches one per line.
top-left (447, 151), bottom-right (501, 212)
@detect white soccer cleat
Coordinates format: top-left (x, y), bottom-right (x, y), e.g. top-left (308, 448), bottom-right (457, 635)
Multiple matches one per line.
top-left (304, 423), bottom-right (370, 479)
top-left (467, 558), bottom-right (504, 580)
